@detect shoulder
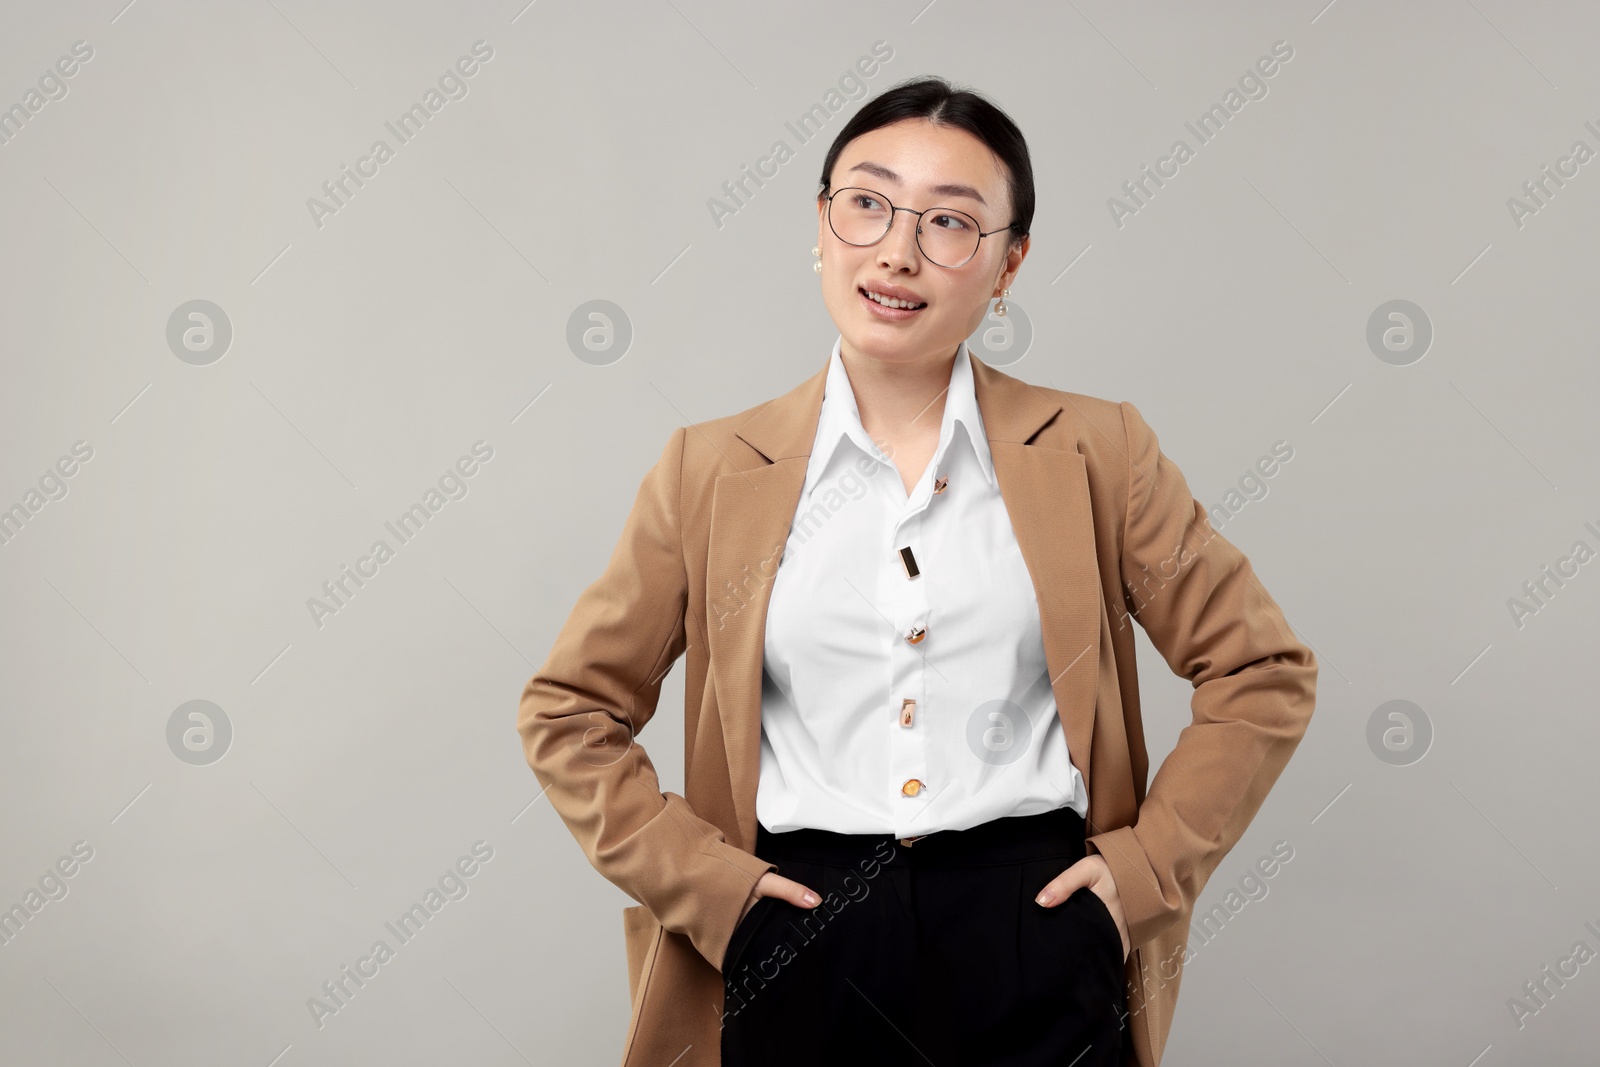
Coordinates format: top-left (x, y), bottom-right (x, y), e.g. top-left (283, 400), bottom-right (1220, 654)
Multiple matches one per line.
top-left (685, 398), bottom-right (776, 450)
top-left (674, 369), bottom-right (821, 477)
top-left (984, 366), bottom-right (1139, 473)
top-left (1029, 383), bottom-right (1126, 449)
top-left (971, 362), bottom-right (1176, 512)
top-left (668, 401), bottom-right (776, 483)
top-left (662, 360), bottom-right (1159, 490)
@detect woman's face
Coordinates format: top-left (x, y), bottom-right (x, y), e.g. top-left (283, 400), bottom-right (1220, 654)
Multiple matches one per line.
top-left (817, 118), bottom-right (1028, 370)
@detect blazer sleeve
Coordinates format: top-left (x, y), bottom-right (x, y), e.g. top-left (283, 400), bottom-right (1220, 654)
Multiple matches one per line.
top-left (1085, 401), bottom-right (1318, 950)
top-left (516, 426), bottom-right (776, 970)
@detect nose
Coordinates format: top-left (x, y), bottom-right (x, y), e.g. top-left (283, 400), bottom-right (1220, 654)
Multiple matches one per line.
top-left (876, 209), bottom-right (922, 272)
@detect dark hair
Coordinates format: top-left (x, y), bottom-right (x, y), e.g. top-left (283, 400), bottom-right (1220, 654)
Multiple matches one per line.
top-left (817, 75), bottom-right (1033, 245)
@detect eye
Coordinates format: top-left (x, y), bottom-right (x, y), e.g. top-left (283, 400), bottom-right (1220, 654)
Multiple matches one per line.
top-left (927, 211), bottom-right (973, 232)
top-left (851, 192), bottom-right (884, 211)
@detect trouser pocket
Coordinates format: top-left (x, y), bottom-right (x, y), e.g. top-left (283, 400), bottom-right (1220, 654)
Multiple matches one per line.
top-left (721, 895), bottom-right (778, 979)
top-left (1074, 885), bottom-right (1126, 965)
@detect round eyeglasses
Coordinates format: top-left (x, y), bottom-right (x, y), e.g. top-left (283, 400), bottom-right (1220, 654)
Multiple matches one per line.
top-left (823, 186), bottom-right (1016, 268)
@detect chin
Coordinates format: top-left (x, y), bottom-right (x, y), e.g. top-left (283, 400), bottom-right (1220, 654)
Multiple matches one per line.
top-left (844, 330), bottom-right (951, 364)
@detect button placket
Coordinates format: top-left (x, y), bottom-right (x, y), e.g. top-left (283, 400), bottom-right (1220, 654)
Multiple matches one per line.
top-left (887, 499), bottom-right (930, 833)
top-left (914, 466), bottom-right (950, 818)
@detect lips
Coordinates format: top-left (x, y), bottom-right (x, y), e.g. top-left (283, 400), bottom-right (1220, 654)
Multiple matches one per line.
top-left (858, 287), bottom-right (927, 321)
top-left (859, 285), bottom-right (927, 311)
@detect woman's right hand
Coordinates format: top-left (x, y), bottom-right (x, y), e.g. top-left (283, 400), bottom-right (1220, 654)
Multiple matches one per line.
top-left (740, 869), bottom-right (821, 922)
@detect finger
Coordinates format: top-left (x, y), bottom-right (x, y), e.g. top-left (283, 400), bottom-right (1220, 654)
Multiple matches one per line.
top-left (757, 872), bottom-right (822, 908)
top-left (1035, 854), bottom-right (1110, 906)
top-left (1034, 868), bottom-right (1091, 907)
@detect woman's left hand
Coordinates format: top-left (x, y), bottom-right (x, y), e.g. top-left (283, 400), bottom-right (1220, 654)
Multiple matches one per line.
top-left (1036, 853), bottom-right (1129, 963)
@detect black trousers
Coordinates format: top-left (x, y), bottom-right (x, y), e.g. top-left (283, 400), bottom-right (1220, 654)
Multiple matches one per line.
top-left (720, 806), bottom-right (1133, 1066)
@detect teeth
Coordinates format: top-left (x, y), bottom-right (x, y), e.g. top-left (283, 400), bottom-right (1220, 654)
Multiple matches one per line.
top-left (863, 288), bottom-right (924, 310)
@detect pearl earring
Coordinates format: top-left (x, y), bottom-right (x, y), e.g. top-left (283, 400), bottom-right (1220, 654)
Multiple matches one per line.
top-left (995, 288), bottom-right (1011, 317)
top-left (813, 245), bottom-right (822, 274)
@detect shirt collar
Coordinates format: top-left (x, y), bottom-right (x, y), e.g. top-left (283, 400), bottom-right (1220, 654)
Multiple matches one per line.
top-left (801, 335), bottom-right (995, 501)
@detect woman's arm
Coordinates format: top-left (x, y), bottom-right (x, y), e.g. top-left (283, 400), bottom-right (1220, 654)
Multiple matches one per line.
top-left (516, 426), bottom-right (776, 969)
top-left (1085, 401), bottom-right (1319, 951)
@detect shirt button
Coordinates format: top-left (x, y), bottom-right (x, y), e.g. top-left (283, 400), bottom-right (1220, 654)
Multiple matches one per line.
top-left (933, 475), bottom-right (948, 494)
top-left (901, 778), bottom-right (925, 797)
top-left (900, 698), bottom-right (916, 726)
top-left (905, 625), bottom-right (927, 645)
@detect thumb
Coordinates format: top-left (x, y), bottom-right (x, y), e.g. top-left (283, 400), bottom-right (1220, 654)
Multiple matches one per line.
top-left (751, 870), bottom-right (822, 911)
top-left (1035, 857), bottom-right (1096, 907)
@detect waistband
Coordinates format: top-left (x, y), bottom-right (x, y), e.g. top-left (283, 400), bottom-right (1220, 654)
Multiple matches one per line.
top-left (755, 805), bottom-right (1088, 868)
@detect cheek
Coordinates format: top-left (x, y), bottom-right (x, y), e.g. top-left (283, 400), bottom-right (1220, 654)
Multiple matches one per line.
top-left (935, 288), bottom-right (982, 323)
top-left (826, 252), bottom-right (868, 297)
top-left (829, 274), bottom-right (858, 307)
top-left (946, 298), bottom-right (991, 340)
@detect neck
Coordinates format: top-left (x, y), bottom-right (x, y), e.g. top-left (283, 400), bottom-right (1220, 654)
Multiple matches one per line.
top-left (838, 341), bottom-right (960, 440)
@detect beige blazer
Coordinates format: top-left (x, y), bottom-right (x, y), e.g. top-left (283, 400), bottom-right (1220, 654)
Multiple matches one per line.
top-left (517, 349), bottom-right (1318, 1066)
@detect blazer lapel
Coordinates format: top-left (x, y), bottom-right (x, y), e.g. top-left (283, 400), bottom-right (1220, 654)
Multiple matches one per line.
top-left (708, 349), bottom-right (1103, 847)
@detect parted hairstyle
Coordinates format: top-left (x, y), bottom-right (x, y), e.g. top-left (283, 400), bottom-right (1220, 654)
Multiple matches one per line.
top-left (816, 74), bottom-right (1034, 247)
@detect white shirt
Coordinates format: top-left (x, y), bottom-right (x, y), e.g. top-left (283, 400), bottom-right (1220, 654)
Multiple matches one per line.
top-left (756, 336), bottom-right (1089, 836)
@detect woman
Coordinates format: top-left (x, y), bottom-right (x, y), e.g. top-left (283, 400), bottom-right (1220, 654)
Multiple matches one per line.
top-left (518, 75), bottom-right (1317, 1067)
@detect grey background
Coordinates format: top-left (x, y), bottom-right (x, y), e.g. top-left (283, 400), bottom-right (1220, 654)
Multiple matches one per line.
top-left (2, 0), bottom-right (1597, 1064)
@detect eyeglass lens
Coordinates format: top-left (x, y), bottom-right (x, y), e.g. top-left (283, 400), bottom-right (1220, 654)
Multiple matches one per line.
top-left (828, 187), bottom-right (985, 267)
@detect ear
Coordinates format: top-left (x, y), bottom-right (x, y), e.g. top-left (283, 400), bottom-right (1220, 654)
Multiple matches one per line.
top-left (999, 233), bottom-right (1031, 290)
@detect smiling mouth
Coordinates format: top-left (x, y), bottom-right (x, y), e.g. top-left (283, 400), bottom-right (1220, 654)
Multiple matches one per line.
top-left (860, 287), bottom-right (928, 311)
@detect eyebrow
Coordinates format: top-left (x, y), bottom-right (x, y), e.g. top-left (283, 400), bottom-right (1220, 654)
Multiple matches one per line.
top-left (845, 161), bottom-right (989, 206)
